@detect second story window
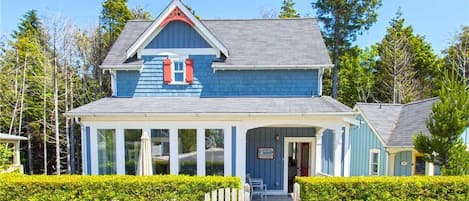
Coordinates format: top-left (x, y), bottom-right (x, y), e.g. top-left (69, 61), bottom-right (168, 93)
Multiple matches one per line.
top-left (163, 56), bottom-right (194, 85)
top-left (173, 60), bottom-right (185, 83)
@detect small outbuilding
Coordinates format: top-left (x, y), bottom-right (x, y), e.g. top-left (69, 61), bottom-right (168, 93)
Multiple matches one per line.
top-left (0, 133), bottom-right (27, 173)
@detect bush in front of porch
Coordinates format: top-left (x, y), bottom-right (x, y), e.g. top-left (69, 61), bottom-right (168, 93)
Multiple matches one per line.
top-left (0, 174), bottom-right (239, 201)
top-left (296, 176), bottom-right (469, 200)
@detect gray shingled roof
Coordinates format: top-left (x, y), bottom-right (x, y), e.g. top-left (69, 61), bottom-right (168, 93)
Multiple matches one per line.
top-left (101, 18), bottom-right (331, 69)
top-left (203, 19), bottom-right (331, 68)
top-left (356, 98), bottom-right (438, 147)
top-left (67, 96), bottom-right (352, 116)
top-left (101, 20), bottom-right (152, 68)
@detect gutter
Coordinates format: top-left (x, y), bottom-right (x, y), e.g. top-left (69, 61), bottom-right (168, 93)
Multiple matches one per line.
top-left (65, 111), bottom-right (358, 117)
top-left (212, 64), bottom-right (334, 71)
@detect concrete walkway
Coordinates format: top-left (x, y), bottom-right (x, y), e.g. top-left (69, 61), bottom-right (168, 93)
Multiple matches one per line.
top-left (252, 195), bottom-right (293, 201)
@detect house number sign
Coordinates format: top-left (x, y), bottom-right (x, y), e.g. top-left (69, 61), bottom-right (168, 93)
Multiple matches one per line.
top-left (257, 147), bottom-right (275, 159)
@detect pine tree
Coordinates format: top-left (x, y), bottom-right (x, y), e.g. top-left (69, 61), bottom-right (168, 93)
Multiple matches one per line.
top-left (279, 0), bottom-right (300, 18)
top-left (312, 0), bottom-right (382, 99)
top-left (413, 72), bottom-right (469, 175)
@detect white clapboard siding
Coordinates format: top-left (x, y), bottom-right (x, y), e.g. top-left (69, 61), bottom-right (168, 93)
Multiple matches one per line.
top-left (204, 185), bottom-right (251, 201)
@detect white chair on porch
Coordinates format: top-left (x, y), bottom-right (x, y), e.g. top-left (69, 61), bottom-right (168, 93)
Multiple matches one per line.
top-left (246, 174), bottom-right (267, 201)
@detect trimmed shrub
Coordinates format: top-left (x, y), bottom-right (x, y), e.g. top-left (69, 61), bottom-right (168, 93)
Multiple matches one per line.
top-left (296, 176), bottom-right (469, 201)
top-left (0, 174), bottom-right (240, 201)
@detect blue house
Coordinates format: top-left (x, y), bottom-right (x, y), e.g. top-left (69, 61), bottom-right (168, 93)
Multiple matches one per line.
top-left (350, 98), bottom-right (469, 176)
top-left (67, 0), bottom-right (357, 194)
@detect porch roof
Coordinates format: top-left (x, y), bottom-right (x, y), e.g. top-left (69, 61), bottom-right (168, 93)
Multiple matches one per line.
top-left (0, 133), bottom-right (28, 141)
top-left (67, 96), bottom-right (353, 117)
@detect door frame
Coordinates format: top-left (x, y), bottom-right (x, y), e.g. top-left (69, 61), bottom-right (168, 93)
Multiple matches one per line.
top-left (283, 137), bottom-right (316, 194)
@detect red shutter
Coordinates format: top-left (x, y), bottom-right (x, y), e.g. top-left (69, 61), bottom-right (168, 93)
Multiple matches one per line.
top-left (185, 58), bottom-right (193, 83)
top-left (163, 59), bottom-right (172, 84)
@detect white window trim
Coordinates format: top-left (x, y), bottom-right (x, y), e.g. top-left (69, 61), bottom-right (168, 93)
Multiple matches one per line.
top-left (169, 55), bottom-right (189, 85)
top-left (369, 148), bottom-right (380, 176)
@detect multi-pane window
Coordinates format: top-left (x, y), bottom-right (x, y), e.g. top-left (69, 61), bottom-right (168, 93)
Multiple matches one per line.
top-left (97, 129), bottom-right (116, 175)
top-left (124, 129), bottom-right (142, 175)
top-left (173, 61), bottom-right (185, 82)
top-left (178, 129), bottom-right (197, 175)
top-left (151, 129), bottom-right (170, 174)
top-left (369, 149), bottom-right (380, 176)
top-left (205, 129), bottom-right (224, 176)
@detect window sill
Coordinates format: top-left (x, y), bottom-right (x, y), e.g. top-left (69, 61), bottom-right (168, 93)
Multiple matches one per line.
top-left (168, 82), bottom-right (189, 85)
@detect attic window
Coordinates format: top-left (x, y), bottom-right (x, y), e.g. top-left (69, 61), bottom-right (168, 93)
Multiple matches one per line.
top-left (163, 56), bottom-right (194, 85)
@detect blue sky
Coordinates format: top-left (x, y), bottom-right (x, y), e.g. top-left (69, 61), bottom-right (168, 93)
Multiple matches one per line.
top-left (1, 0), bottom-right (468, 53)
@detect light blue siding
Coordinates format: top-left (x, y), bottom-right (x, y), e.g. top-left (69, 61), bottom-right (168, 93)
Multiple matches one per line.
top-left (321, 130), bottom-right (334, 175)
top-left (350, 115), bottom-right (387, 176)
top-left (145, 21), bottom-right (211, 49)
top-left (116, 55), bottom-right (320, 97)
top-left (246, 127), bottom-right (315, 191)
top-left (394, 151), bottom-right (412, 176)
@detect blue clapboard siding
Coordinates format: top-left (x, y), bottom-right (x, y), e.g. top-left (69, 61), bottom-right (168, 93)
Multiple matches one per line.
top-left (350, 115), bottom-right (387, 176)
top-left (116, 55), bottom-right (320, 97)
top-left (246, 127), bottom-right (315, 191)
top-left (145, 21), bottom-right (211, 49)
top-left (394, 151), bottom-right (412, 176)
top-left (321, 129), bottom-right (334, 175)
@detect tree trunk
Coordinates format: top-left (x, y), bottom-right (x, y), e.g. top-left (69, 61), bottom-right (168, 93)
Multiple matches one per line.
top-left (53, 37), bottom-right (61, 175)
top-left (331, 10), bottom-right (341, 99)
top-left (18, 55), bottom-right (30, 174)
top-left (43, 50), bottom-right (48, 174)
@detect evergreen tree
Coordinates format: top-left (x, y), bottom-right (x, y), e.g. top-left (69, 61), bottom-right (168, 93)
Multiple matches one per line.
top-left (279, 0), bottom-right (300, 18)
top-left (312, 0), bottom-right (382, 99)
top-left (413, 72), bottom-right (469, 175)
top-left (101, 0), bottom-right (133, 44)
top-left (374, 11), bottom-right (439, 104)
top-left (338, 46), bottom-right (377, 107)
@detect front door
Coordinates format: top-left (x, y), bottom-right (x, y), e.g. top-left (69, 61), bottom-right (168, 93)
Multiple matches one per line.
top-left (300, 143), bottom-right (310, 176)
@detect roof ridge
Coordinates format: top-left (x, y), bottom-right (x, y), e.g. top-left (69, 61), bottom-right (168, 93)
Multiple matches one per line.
top-left (403, 97), bottom-right (439, 106)
top-left (201, 18), bottom-right (317, 21)
top-left (128, 19), bottom-right (153, 22)
top-left (356, 102), bottom-right (402, 106)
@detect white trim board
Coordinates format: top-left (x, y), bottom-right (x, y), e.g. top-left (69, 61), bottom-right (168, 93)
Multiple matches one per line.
top-left (139, 48), bottom-right (219, 58)
top-left (126, 0), bottom-right (228, 59)
top-left (283, 137), bottom-right (315, 194)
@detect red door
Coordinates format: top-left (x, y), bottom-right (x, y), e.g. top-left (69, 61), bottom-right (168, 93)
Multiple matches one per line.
top-left (300, 143), bottom-right (310, 176)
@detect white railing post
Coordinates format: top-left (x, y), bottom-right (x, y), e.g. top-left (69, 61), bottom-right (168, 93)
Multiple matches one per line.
top-left (293, 183), bottom-right (301, 201)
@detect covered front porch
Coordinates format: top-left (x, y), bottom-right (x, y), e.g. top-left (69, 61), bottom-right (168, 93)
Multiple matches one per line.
top-left (387, 148), bottom-right (439, 176)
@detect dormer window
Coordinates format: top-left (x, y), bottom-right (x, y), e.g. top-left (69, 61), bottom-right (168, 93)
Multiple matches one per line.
top-left (173, 60), bottom-right (185, 83)
top-left (163, 56), bottom-right (193, 85)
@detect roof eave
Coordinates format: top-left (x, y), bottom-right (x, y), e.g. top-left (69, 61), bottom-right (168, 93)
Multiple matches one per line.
top-left (66, 111), bottom-right (356, 117)
top-left (212, 64), bottom-right (334, 71)
top-left (100, 64), bottom-right (143, 71)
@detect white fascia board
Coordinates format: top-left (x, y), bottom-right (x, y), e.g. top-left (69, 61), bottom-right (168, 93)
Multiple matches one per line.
top-left (139, 48), bottom-right (219, 57)
top-left (100, 64), bottom-right (143, 71)
top-left (212, 64), bottom-right (334, 70)
top-left (343, 117), bottom-right (360, 126)
top-left (126, 0), bottom-right (229, 59)
top-left (66, 112), bottom-right (357, 117)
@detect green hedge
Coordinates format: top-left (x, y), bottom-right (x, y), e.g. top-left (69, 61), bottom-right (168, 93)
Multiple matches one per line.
top-left (296, 176), bottom-right (469, 201)
top-left (0, 174), bottom-right (240, 201)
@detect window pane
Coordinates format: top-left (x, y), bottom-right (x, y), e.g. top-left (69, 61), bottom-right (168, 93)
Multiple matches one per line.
top-left (372, 164), bottom-right (378, 175)
top-left (175, 61), bottom-right (184, 71)
top-left (205, 129), bottom-right (224, 176)
top-left (174, 72), bottom-right (184, 82)
top-left (372, 153), bottom-right (379, 163)
top-left (97, 129), bottom-right (116, 174)
top-left (151, 129), bottom-right (170, 174)
top-left (179, 129), bottom-right (197, 175)
top-left (415, 156), bottom-right (426, 175)
top-left (125, 129), bottom-right (142, 175)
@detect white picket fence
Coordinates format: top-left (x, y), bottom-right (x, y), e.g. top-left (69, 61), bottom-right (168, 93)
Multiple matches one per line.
top-left (204, 183), bottom-right (301, 201)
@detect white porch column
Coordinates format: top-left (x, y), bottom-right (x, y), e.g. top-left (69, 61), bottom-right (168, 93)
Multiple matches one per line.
top-left (90, 127), bottom-right (98, 175)
top-left (14, 141), bottom-right (20, 165)
top-left (224, 126), bottom-right (232, 176)
top-left (237, 126), bottom-right (247, 184)
top-left (426, 162), bottom-right (435, 176)
top-left (169, 128), bottom-right (179, 174)
top-left (343, 126), bottom-right (351, 177)
top-left (333, 127), bottom-right (343, 176)
top-left (315, 128), bottom-right (324, 175)
top-left (81, 127), bottom-right (86, 175)
top-left (388, 152), bottom-right (396, 176)
top-left (116, 128), bottom-right (125, 175)
top-left (197, 128), bottom-right (206, 176)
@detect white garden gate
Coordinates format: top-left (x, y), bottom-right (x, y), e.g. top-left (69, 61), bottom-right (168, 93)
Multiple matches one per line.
top-left (204, 183), bottom-right (301, 201)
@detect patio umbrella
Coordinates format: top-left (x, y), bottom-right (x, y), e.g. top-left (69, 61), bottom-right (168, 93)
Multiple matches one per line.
top-left (136, 131), bottom-right (153, 176)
